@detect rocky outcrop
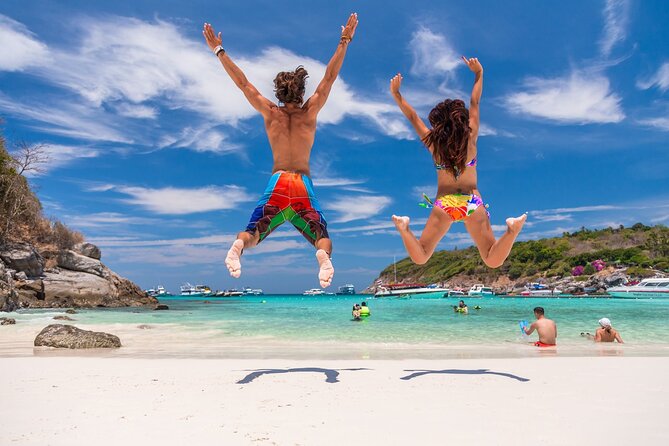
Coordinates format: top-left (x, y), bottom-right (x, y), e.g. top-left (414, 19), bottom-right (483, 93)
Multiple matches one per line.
top-left (1, 317), bottom-right (16, 325)
top-left (73, 242), bottom-right (101, 260)
top-left (0, 243), bottom-right (43, 278)
top-left (1, 242), bottom-right (156, 310)
top-left (154, 304), bottom-right (169, 310)
top-left (34, 324), bottom-right (121, 348)
top-left (53, 315), bottom-right (75, 321)
top-left (57, 250), bottom-right (106, 278)
top-left (11, 268), bottom-right (155, 309)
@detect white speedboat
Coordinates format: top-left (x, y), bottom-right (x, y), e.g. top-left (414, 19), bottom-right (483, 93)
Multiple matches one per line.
top-left (607, 278), bottom-right (669, 298)
top-left (521, 283), bottom-right (562, 296)
top-left (468, 284), bottom-right (494, 297)
top-left (446, 289), bottom-right (466, 297)
top-left (242, 287), bottom-right (264, 295)
top-left (374, 283), bottom-right (449, 297)
top-left (303, 288), bottom-right (326, 296)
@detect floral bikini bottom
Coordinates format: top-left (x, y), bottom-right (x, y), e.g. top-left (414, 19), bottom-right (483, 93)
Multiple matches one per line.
top-left (421, 193), bottom-right (490, 222)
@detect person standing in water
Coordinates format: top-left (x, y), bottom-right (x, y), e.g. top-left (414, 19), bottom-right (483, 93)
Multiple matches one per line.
top-left (523, 307), bottom-right (557, 347)
top-left (202, 13), bottom-right (359, 288)
top-left (388, 57), bottom-right (526, 268)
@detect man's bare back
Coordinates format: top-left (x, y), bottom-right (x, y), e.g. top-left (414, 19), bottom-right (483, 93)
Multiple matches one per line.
top-left (265, 103), bottom-right (317, 175)
top-left (524, 307), bottom-right (557, 346)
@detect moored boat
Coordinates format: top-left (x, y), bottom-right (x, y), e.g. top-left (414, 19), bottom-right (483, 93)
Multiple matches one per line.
top-left (606, 278), bottom-right (669, 298)
top-left (521, 283), bottom-right (562, 296)
top-left (242, 287), bottom-right (264, 295)
top-left (336, 284), bottom-right (356, 295)
top-left (303, 288), bottom-right (326, 296)
top-left (180, 283), bottom-right (212, 297)
top-left (374, 283), bottom-right (449, 297)
top-left (467, 284), bottom-right (494, 297)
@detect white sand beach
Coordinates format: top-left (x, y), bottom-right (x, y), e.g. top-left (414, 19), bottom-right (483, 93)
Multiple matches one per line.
top-left (2, 356), bottom-right (668, 446)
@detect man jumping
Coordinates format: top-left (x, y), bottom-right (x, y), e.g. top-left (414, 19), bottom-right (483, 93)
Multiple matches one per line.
top-left (202, 13), bottom-right (359, 288)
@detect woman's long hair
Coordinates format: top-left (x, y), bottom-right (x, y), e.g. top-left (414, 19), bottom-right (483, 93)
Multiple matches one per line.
top-left (422, 99), bottom-right (471, 178)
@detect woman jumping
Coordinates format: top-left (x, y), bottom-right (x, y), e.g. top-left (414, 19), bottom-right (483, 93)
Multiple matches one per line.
top-left (389, 56), bottom-right (526, 268)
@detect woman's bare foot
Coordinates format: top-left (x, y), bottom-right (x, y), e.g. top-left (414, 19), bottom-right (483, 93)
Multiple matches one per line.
top-left (225, 239), bottom-right (244, 278)
top-left (316, 249), bottom-right (334, 288)
top-left (506, 213), bottom-right (528, 235)
top-left (392, 215), bottom-right (410, 232)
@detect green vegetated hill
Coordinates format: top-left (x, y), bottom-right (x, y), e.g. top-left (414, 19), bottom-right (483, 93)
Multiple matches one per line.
top-left (373, 224), bottom-right (669, 289)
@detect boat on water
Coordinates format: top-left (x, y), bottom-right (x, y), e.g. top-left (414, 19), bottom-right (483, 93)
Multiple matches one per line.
top-left (521, 283), bottom-right (562, 296)
top-left (446, 288), bottom-right (466, 297)
top-left (374, 283), bottom-right (449, 297)
top-left (336, 284), bottom-right (356, 295)
top-left (242, 287), bottom-right (264, 295)
top-left (145, 285), bottom-right (172, 297)
top-left (606, 278), bottom-right (669, 298)
top-left (467, 284), bottom-right (494, 297)
top-left (303, 288), bottom-right (326, 296)
top-left (180, 283), bottom-right (212, 297)
top-left (213, 289), bottom-right (244, 297)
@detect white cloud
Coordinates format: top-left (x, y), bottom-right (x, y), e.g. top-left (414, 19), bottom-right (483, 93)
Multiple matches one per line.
top-left (505, 72), bottom-right (624, 124)
top-left (38, 144), bottom-right (100, 173)
top-left (159, 126), bottom-right (241, 154)
top-left (1, 15), bottom-right (411, 142)
top-left (638, 116), bottom-right (669, 131)
top-left (531, 205), bottom-right (620, 216)
top-left (113, 185), bottom-right (254, 215)
top-left (325, 195), bottom-right (392, 223)
top-left (410, 27), bottom-right (461, 77)
top-left (637, 62), bottom-right (669, 92)
top-left (0, 94), bottom-right (131, 143)
top-left (599, 0), bottom-right (630, 57)
top-left (114, 103), bottom-right (158, 119)
top-left (0, 14), bottom-right (48, 71)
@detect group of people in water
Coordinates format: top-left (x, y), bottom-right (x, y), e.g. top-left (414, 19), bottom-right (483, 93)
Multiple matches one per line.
top-left (348, 301), bottom-right (624, 347)
top-left (202, 12), bottom-right (527, 288)
top-left (523, 306), bottom-right (624, 347)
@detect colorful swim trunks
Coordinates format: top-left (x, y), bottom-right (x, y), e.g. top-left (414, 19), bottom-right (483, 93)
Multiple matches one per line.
top-left (534, 341), bottom-right (556, 348)
top-left (433, 193), bottom-right (489, 222)
top-left (245, 171), bottom-right (328, 246)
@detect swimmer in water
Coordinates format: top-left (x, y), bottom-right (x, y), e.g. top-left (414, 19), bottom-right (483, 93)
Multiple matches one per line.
top-left (582, 318), bottom-right (623, 343)
top-left (389, 57), bottom-right (526, 268)
top-left (523, 307), bottom-right (557, 347)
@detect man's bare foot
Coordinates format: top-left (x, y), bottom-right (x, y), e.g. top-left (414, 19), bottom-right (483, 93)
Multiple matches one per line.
top-left (225, 239), bottom-right (244, 278)
top-left (392, 215), bottom-right (410, 232)
top-left (506, 213), bottom-right (528, 235)
top-left (316, 249), bottom-right (334, 288)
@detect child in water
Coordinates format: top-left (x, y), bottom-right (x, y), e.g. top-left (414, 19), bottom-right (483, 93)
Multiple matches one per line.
top-left (389, 56), bottom-right (526, 268)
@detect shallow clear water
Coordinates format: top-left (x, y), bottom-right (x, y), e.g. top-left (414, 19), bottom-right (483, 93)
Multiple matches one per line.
top-left (4, 295), bottom-right (669, 358)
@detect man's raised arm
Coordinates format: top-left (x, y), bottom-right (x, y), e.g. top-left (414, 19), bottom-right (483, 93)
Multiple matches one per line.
top-left (304, 13), bottom-right (359, 115)
top-left (203, 23), bottom-right (274, 117)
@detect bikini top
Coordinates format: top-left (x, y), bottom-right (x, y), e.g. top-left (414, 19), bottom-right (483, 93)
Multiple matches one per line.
top-left (435, 157), bottom-right (477, 179)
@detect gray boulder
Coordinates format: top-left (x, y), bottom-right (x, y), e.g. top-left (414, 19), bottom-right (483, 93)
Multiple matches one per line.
top-left (53, 315), bottom-right (75, 321)
top-left (73, 242), bottom-right (102, 260)
top-left (154, 304), bottom-right (169, 310)
top-left (65, 309), bottom-right (77, 314)
top-left (1, 317), bottom-right (16, 325)
top-left (34, 324), bottom-right (121, 348)
top-left (604, 271), bottom-right (629, 287)
top-left (0, 244), bottom-right (44, 277)
top-left (57, 250), bottom-right (106, 278)
top-left (14, 271), bottom-right (27, 281)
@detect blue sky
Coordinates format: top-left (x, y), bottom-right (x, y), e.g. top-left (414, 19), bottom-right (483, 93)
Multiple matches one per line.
top-left (1, 0), bottom-right (668, 293)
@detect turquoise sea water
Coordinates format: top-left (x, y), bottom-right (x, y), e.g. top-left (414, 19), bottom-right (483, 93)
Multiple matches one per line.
top-left (4, 294), bottom-right (669, 358)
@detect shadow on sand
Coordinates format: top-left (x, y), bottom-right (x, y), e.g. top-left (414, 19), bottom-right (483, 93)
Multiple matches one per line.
top-left (237, 367), bottom-right (371, 384)
top-left (400, 369), bottom-right (530, 382)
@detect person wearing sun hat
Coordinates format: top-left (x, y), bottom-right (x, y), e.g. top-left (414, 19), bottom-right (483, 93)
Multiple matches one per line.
top-left (594, 318), bottom-right (624, 343)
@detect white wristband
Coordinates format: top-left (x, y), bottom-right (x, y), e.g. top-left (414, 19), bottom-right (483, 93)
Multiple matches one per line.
top-left (213, 45), bottom-right (225, 56)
